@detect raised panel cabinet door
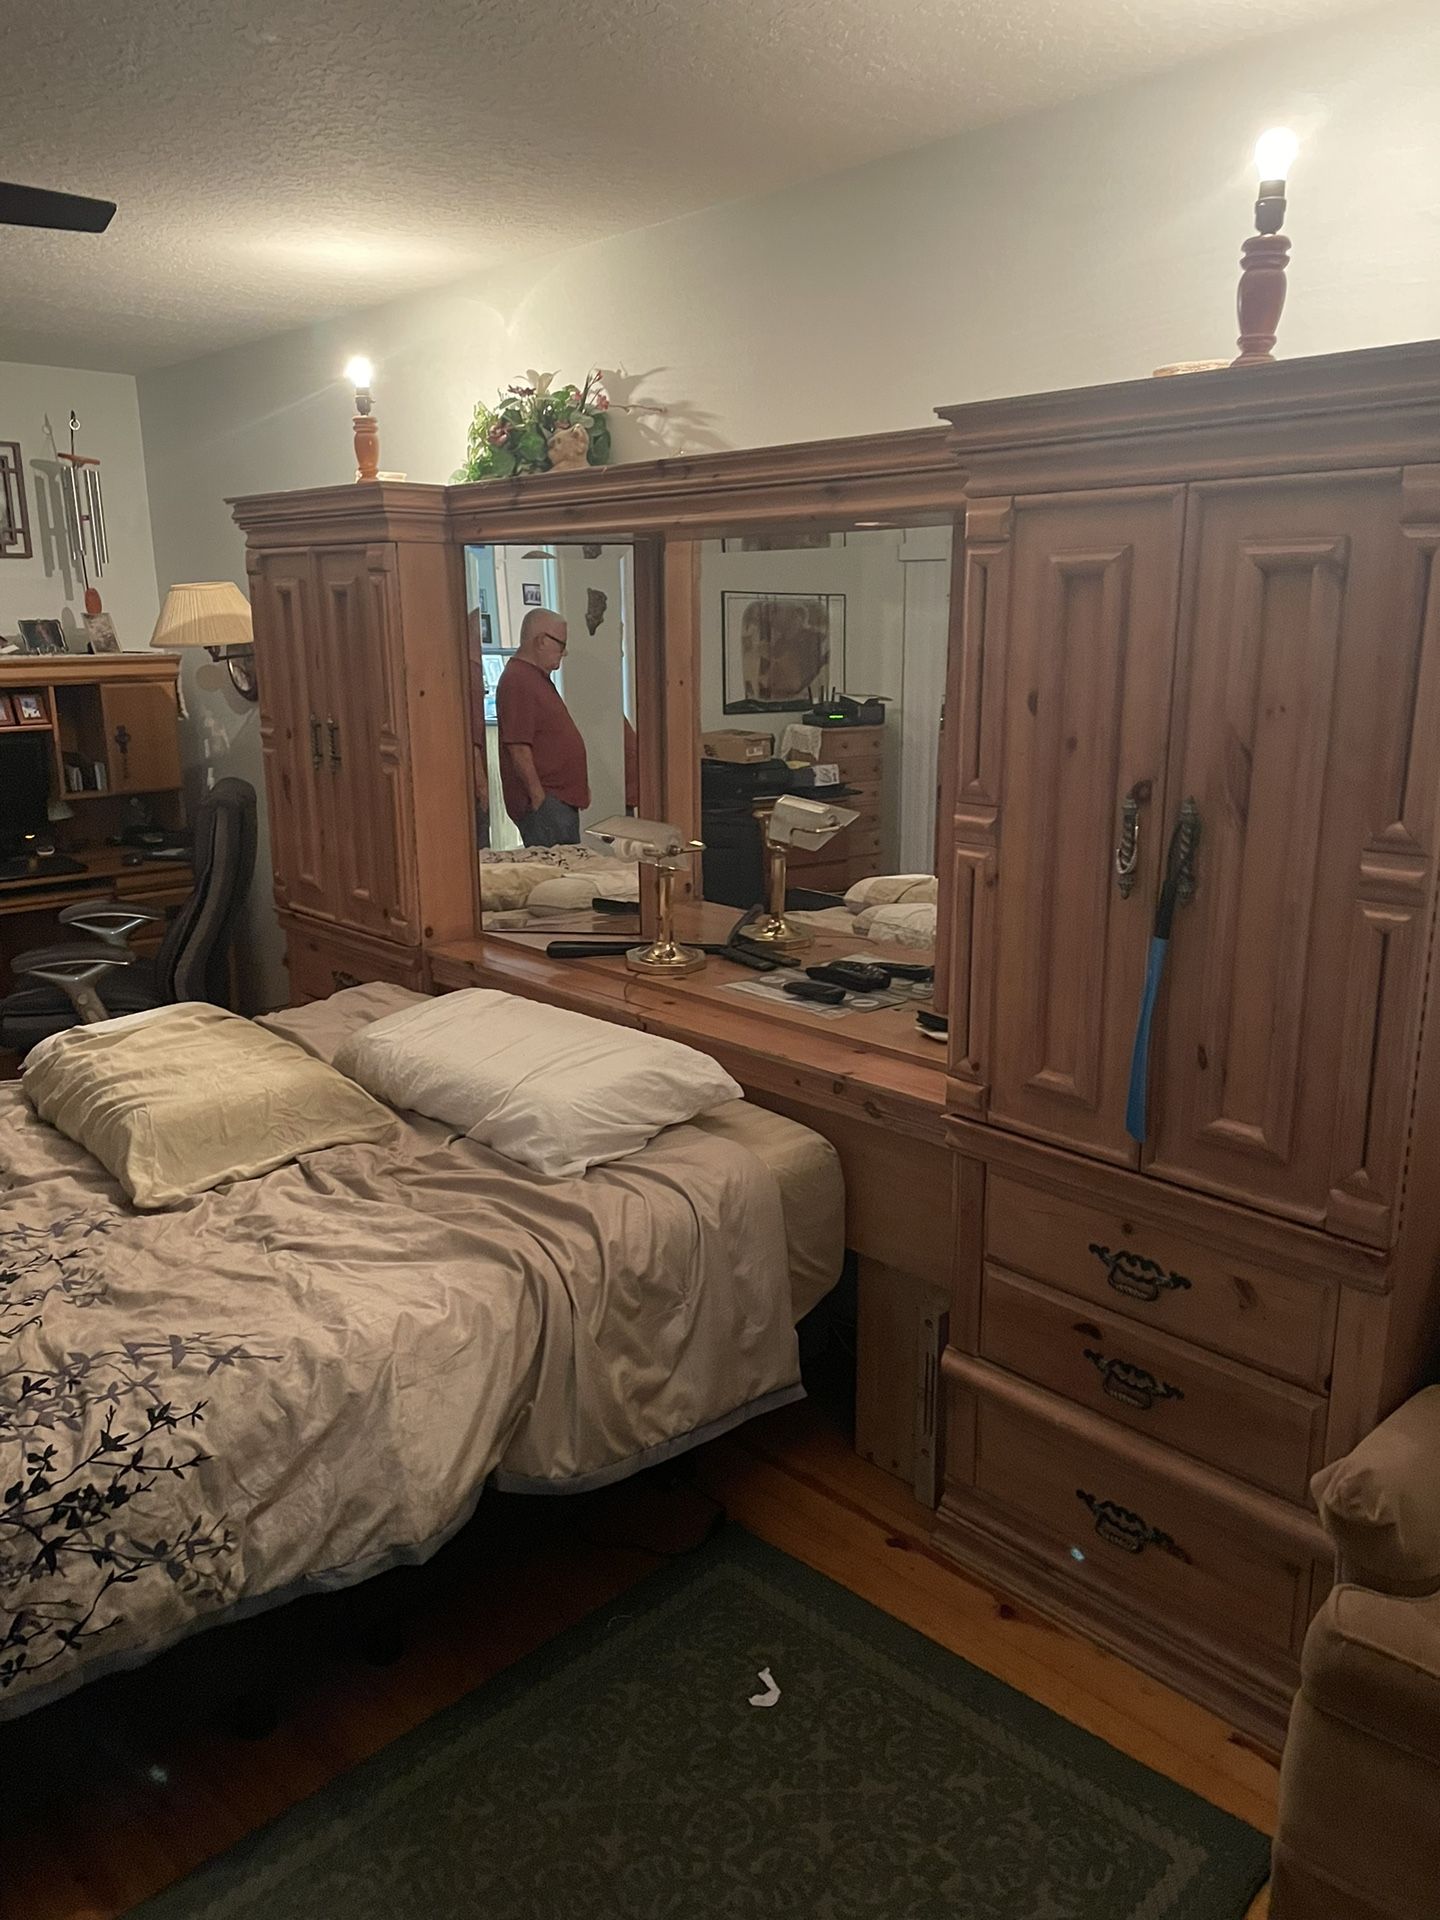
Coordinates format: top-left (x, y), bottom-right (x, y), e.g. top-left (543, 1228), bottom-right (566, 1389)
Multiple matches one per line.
top-left (248, 549), bottom-right (336, 921)
top-left (314, 545), bottom-right (419, 943)
top-left (1149, 471), bottom-right (1435, 1242)
top-left (988, 489), bottom-right (1186, 1165)
top-left (99, 682), bottom-right (182, 794)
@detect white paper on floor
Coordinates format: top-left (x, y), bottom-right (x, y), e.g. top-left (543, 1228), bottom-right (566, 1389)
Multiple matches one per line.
top-left (749, 1667), bottom-right (781, 1708)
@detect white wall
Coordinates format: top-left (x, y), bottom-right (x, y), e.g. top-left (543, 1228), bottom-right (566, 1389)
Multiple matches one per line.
top-left (553, 543), bottom-right (631, 829)
top-left (138, 0), bottom-right (1440, 1001)
top-left (0, 361), bottom-right (159, 651)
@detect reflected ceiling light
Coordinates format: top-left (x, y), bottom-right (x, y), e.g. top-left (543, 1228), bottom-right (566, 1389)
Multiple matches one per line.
top-left (522, 548), bottom-right (556, 561)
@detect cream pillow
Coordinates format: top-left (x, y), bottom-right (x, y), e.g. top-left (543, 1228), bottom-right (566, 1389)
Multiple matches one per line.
top-left (23, 1003), bottom-right (397, 1209)
top-left (477, 862), bottom-right (559, 912)
top-left (333, 989), bottom-right (743, 1178)
top-left (854, 901), bottom-right (938, 949)
top-left (525, 869), bottom-right (639, 912)
top-left (843, 873), bottom-right (938, 911)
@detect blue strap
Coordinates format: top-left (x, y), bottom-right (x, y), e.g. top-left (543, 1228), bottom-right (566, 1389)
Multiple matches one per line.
top-left (1126, 935), bottom-right (1168, 1144)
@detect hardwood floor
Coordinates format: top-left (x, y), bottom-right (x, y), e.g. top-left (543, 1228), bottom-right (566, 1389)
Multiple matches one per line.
top-left (1, 1400), bottom-right (1276, 1920)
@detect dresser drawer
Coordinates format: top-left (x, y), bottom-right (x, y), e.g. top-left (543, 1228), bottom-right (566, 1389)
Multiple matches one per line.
top-left (791, 828), bottom-right (883, 870)
top-left (819, 726), bottom-right (883, 763)
top-left (283, 921), bottom-right (427, 1004)
top-left (829, 753), bottom-right (884, 788)
top-left (972, 1389), bottom-right (1312, 1656)
top-left (985, 1172), bottom-right (1335, 1388)
top-left (980, 1265), bottom-right (1325, 1501)
top-left (844, 777), bottom-right (882, 807)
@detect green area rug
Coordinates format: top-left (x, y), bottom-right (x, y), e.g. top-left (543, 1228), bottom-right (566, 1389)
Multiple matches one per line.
top-left (134, 1527), bottom-right (1270, 1919)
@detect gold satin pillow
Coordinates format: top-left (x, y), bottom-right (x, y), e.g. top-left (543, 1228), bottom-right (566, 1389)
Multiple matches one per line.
top-left (23, 1002), bottom-right (397, 1209)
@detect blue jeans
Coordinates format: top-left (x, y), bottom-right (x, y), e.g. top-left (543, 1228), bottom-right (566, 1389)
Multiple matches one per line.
top-left (519, 795), bottom-right (580, 847)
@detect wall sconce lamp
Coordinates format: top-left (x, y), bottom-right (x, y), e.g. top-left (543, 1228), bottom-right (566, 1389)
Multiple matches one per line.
top-left (744, 795), bottom-right (859, 955)
top-left (150, 580), bottom-right (258, 702)
top-left (345, 355), bottom-right (379, 481)
top-left (583, 815), bottom-right (707, 976)
top-left (1233, 127), bottom-right (1299, 367)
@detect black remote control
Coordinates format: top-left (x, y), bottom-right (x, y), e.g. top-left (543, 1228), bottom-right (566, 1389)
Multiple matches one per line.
top-left (720, 944), bottom-right (780, 972)
top-left (885, 962), bottom-right (935, 982)
top-left (915, 1008), bottom-right (949, 1035)
top-left (783, 978), bottom-right (846, 1005)
top-left (807, 961), bottom-right (891, 992)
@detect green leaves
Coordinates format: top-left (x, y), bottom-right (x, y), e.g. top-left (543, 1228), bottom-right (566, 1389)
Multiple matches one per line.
top-left (453, 370), bottom-right (615, 482)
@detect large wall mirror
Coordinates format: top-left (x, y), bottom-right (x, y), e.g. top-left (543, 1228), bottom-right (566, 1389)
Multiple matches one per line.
top-left (692, 521), bottom-right (950, 966)
top-left (467, 540), bottom-right (646, 933)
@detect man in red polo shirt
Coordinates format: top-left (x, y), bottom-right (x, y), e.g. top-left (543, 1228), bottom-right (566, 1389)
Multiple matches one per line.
top-left (496, 607), bottom-right (591, 845)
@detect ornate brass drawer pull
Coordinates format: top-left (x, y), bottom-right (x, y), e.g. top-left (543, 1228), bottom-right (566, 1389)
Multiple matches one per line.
top-left (327, 716), bottom-right (342, 771)
top-left (1081, 1347), bottom-right (1184, 1412)
top-left (309, 713), bottom-right (323, 771)
top-left (1088, 1242), bottom-right (1192, 1303)
top-left (1076, 1490), bottom-right (1191, 1561)
top-left (1113, 783), bottom-right (1150, 897)
top-left (331, 969), bottom-right (361, 992)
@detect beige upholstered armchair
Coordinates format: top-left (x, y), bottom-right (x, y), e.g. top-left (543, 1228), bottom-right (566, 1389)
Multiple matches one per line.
top-left (1272, 1386), bottom-right (1440, 1919)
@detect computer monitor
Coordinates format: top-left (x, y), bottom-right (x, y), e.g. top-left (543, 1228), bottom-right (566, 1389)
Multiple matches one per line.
top-left (0, 732), bottom-right (54, 855)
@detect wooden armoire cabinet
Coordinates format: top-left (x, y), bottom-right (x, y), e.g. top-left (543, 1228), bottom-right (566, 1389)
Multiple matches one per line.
top-left (936, 340), bottom-right (1440, 1745)
top-left (231, 485), bottom-right (475, 1000)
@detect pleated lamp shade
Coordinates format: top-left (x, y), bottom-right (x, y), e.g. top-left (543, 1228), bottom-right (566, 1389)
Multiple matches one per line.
top-left (150, 580), bottom-right (253, 651)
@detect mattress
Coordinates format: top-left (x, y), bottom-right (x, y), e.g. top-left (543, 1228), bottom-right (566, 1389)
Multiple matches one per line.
top-left (263, 983), bottom-right (845, 1323)
top-left (688, 1103), bottom-right (841, 1322)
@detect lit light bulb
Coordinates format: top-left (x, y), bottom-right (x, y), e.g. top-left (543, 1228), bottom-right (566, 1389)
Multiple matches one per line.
top-left (344, 355), bottom-right (374, 391)
top-left (1254, 126), bottom-right (1299, 184)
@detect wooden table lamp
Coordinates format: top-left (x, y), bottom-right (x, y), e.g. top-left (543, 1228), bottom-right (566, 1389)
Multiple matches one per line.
top-left (345, 356), bottom-right (379, 480)
top-left (1234, 127), bottom-right (1299, 367)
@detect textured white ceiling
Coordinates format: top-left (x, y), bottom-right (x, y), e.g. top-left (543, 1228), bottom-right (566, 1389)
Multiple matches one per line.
top-left (2, 0), bottom-right (1382, 373)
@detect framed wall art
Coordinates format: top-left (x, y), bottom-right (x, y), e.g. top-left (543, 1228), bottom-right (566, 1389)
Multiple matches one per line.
top-left (0, 442), bottom-right (32, 560)
top-left (721, 591), bottom-right (846, 713)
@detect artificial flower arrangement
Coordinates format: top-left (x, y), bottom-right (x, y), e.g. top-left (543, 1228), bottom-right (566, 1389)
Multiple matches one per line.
top-left (454, 369), bottom-right (613, 481)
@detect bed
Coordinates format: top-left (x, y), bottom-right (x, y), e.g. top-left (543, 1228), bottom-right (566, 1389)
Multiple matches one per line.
top-left (786, 873), bottom-right (939, 950)
top-left (0, 985), bottom-right (843, 1721)
top-left (478, 845), bottom-right (640, 929)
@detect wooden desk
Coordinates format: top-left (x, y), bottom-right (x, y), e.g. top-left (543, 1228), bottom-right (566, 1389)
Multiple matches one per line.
top-left (0, 849), bottom-right (195, 994)
top-left (431, 905), bottom-right (955, 1500)
top-left (1, 655), bottom-right (191, 1000)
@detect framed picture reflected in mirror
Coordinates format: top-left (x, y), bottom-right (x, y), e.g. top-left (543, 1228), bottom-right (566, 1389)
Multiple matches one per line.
top-left (721, 591), bottom-right (846, 713)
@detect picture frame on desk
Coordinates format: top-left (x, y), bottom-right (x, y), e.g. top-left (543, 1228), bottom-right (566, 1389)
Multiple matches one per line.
top-left (18, 617), bottom-right (66, 656)
top-left (13, 691), bottom-right (46, 724)
top-left (83, 612), bottom-right (121, 653)
top-left (0, 693), bottom-right (15, 727)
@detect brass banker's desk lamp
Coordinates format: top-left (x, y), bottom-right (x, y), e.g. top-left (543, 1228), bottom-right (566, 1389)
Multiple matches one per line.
top-left (583, 816), bottom-right (706, 977)
top-left (744, 794), bottom-right (859, 956)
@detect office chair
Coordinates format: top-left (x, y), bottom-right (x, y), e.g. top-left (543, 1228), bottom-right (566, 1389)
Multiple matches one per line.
top-left (0, 778), bottom-right (257, 1058)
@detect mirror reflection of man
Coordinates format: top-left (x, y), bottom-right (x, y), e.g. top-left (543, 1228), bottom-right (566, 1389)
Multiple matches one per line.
top-left (496, 607), bottom-right (591, 846)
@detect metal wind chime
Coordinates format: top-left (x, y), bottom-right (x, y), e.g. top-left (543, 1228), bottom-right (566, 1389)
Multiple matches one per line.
top-left (56, 410), bottom-right (110, 614)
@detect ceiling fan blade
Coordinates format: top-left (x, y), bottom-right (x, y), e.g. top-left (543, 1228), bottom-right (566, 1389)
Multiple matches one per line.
top-left (0, 181), bottom-right (116, 233)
